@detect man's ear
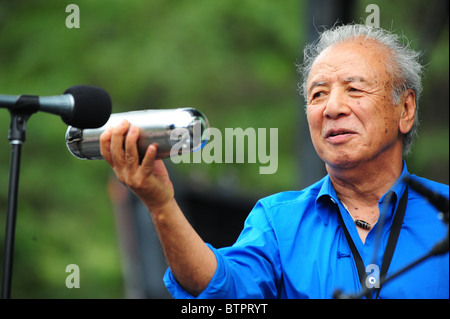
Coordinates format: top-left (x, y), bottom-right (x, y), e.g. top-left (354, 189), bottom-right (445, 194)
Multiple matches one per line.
top-left (399, 89), bottom-right (416, 134)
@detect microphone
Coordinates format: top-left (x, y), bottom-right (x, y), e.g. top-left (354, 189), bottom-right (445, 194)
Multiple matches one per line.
top-left (65, 107), bottom-right (209, 160)
top-left (404, 176), bottom-right (449, 223)
top-left (404, 176), bottom-right (449, 256)
top-left (0, 85), bottom-right (112, 129)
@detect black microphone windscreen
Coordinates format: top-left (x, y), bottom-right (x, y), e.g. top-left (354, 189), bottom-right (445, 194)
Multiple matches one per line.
top-left (63, 85), bottom-right (112, 128)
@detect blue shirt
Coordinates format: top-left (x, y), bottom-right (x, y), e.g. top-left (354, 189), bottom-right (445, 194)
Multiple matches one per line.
top-left (164, 164), bottom-right (449, 298)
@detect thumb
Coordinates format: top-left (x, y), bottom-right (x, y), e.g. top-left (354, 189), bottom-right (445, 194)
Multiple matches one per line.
top-left (140, 144), bottom-right (158, 175)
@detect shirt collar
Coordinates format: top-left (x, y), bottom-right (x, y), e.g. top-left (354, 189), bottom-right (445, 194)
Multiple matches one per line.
top-left (315, 161), bottom-right (410, 225)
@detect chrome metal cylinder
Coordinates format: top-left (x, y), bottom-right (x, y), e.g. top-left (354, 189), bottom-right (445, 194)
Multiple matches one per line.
top-left (65, 107), bottom-right (209, 160)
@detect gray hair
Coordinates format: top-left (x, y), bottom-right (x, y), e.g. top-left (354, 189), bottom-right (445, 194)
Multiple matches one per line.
top-left (298, 24), bottom-right (424, 156)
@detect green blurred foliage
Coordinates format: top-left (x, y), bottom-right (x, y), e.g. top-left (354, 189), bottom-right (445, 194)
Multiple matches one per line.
top-left (0, 0), bottom-right (447, 298)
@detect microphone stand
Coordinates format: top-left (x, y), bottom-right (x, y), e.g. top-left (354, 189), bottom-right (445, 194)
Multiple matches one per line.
top-left (335, 230), bottom-right (449, 299)
top-left (1, 95), bottom-right (39, 299)
top-left (334, 178), bottom-right (449, 299)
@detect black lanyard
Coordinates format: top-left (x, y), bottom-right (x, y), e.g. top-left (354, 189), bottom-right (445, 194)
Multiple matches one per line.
top-left (337, 186), bottom-right (408, 299)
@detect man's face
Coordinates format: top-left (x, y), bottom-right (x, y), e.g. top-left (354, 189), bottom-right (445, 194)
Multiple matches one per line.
top-left (306, 39), bottom-right (407, 170)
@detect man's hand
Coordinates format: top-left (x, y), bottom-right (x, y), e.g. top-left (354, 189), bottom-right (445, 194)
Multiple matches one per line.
top-left (99, 120), bottom-right (217, 296)
top-left (99, 120), bottom-right (174, 212)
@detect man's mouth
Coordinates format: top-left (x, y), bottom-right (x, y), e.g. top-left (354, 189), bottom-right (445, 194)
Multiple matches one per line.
top-left (325, 129), bottom-right (354, 138)
top-left (325, 129), bottom-right (356, 143)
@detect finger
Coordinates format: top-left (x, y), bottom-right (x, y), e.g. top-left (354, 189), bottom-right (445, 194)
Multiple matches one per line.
top-left (139, 144), bottom-right (158, 176)
top-left (100, 127), bottom-right (113, 166)
top-left (124, 125), bottom-right (140, 171)
top-left (110, 120), bottom-right (130, 165)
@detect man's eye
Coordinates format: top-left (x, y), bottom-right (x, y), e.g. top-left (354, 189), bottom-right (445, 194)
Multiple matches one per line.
top-left (312, 91), bottom-right (324, 99)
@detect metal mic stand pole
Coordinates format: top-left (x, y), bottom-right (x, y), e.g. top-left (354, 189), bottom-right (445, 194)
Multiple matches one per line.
top-left (335, 205), bottom-right (449, 299)
top-left (347, 231), bottom-right (448, 299)
top-left (1, 96), bottom-right (38, 299)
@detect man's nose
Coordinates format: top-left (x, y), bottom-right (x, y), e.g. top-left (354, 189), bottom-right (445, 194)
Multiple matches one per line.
top-left (323, 90), bottom-right (351, 119)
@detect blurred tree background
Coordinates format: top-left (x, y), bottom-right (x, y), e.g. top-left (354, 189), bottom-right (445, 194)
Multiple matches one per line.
top-left (0, 0), bottom-right (447, 298)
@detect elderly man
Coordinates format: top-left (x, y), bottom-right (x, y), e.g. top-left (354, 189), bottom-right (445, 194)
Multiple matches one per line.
top-left (100, 24), bottom-right (448, 299)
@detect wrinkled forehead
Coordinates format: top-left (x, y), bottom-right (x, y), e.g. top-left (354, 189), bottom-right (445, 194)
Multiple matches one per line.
top-left (307, 38), bottom-right (393, 86)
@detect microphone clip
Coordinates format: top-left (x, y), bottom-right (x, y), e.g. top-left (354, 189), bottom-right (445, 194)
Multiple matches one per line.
top-left (7, 95), bottom-right (39, 144)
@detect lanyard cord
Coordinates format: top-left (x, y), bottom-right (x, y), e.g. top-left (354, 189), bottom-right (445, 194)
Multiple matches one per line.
top-left (337, 186), bottom-right (408, 299)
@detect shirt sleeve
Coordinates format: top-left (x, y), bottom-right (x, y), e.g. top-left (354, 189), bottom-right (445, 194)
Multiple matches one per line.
top-left (163, 200), bottom-right (282, 299)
